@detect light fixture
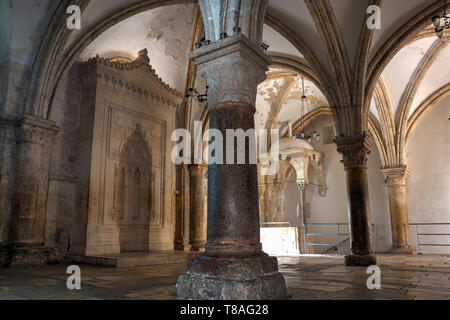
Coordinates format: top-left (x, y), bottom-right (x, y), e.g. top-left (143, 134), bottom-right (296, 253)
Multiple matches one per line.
top-left (185, 86), bottom-right (209, 103)
top-left (295, 77), bottom-right (320, 143)
top-left (260, 42), bottom-right (270, 52)
top-left (432, 0), bottom-right (449, 39)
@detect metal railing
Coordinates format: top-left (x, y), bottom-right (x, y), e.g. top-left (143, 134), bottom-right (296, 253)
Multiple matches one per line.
top-left (410, 223), bottom-right (450, 254)
top-left (322, 238), bottom-right (351, 255)
top-left (261, 222), bottom-right (292, 227)
top-left (302, 223), bottom-right (350, 256)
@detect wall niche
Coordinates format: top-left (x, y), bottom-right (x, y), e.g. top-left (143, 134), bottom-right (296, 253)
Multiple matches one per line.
top-left (73, 49), bottom-right (183, 256)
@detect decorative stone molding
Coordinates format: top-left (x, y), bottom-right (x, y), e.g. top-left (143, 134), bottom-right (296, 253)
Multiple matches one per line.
top-left (15, 115), bottom-right (60, 146)
top-left (381, 166), bottom-right (410, 186)
top-left (81, 49), bottom-right (183, 109)
top-left (188, 164), bottom-right (208, 178)
top-left (198, 0), bottom-right (267, 45)
top-left (334, 134), bottom-right (372, 169)
top-left (190, 34), bottom-right (271, 107)
top-left (0, 116), bottom-right (17, 127)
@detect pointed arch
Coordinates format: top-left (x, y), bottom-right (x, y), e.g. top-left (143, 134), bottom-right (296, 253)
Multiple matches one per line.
top-left (395, 39), bottom-right (448, 165)
top-left (366, 0), bottom-right (446, 114)
top-left (406, 84), bottom-right (450, 142)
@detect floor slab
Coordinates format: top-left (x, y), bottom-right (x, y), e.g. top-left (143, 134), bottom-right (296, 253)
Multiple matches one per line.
top-left (0, 254), bottom-right (449, 300)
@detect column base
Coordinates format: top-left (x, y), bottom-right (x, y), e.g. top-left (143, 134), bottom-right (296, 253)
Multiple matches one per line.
top-left (345, 254), bottom-right (377, 267)
top-left (0, 244), bottom-right (59, 268)
top-left (175, 242), bottom-right (192, 251)
top-left (0, 245), bottom-right (13, 268)
top-left (190, 241), bottom-right (206, 252)
top-left (389, 246), bottom-right (417, 255)
top-left (176, 253), bottom-right (288, 300)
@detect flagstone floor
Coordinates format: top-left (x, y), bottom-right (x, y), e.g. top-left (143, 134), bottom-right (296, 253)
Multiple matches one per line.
top-left (0, 254), bottom-right (449, 300)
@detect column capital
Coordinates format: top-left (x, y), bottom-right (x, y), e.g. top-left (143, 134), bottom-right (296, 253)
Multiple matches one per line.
top-left (297, 180), bottom-right (307, 192)
top-left (16, 115), bottom-right (60, 146)
top-left (188, 164), bottom-right (208, 178)
top-left (334, 134), bottom-right (372, 169)
top-left (381, 166), bottom-right (410, 186)
top-left (190, 34), bottom-right (271, 107)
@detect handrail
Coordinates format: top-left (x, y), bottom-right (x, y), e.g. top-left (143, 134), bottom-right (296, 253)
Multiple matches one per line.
top-left (322, 238), bottom-right (350, 255)
top-left (410, 222), bottom-right (450, 254)
top-left (302, 223), bottom-right (350, 256)
top-left (261, 222), bottom-right (292, 227)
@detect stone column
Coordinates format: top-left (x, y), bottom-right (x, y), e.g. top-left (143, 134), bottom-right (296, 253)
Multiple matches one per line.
top-left (335, 134), bottom-right (376, 266)
top-left (0, 117), bottom-right (17, 267)
top-left (176, 33), bottom-right (287, 300)
top-left (175, 164), bottom-right (191, 251)
top-left (381, 167), bottom-right (415, 254)
top-left (188, 164), bottom-right (208, 252)
top-left (8, 115), bottom-right (59, 266)
top-left (297, 182), bottom-right (307, 223)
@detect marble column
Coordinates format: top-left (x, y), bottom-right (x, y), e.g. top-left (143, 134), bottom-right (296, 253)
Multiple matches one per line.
top-left (335, 134), bottom-right (376, 266)
top-left (8, 115), bottom-right (59, 266)
top-left (176, 34), bottom-right (287, 300)
top-left (382, 167), bottom-right (415, 254)
top-left (188, 164), bottom-right (208, 252)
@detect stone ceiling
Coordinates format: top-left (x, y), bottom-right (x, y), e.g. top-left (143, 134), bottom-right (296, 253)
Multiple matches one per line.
top-left (74, 1), bottom-right (449, 134)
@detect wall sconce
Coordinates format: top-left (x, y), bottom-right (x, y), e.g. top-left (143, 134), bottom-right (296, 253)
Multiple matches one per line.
top-left (261, 42), bottom-right (270, 52)
top-left (432, 0), bottom-right (449, 39)
top-left (186, 86), bottom-right (209, 103)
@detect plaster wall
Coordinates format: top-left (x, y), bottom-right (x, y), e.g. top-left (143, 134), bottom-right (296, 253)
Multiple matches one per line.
top-left (407, 94), bottom-right (450, 254)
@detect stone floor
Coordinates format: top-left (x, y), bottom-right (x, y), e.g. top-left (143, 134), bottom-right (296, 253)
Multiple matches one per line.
top-left (0, 254), bottom-right (449, 300)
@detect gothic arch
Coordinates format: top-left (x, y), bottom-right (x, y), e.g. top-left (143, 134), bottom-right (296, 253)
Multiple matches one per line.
top-left (291, 106), bottom-right (388, 168)
top-left (366, 0), bottom-right (446, 114)
top-left (26, 0), bottom-right (195, 120)
top-left (406, 84), bottom-right (450, 142)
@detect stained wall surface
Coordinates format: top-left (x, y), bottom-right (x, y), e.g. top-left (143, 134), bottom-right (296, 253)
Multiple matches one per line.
top-left (407, 94), bottom-right (450, 254)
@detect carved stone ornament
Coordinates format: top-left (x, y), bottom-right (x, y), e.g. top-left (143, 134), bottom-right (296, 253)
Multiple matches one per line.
top-left (188, 164), bottom-right (208, 178)
top-left (334, 134), bottom-right (372, 169)
top-left (81, 49), bottom-right (183, 109)
top-left (189, 34), bottom-right (272, 107)
top-left (381, 166), bottom-right (410, 186)
top-left (15, 115), bottom-right (60, 146)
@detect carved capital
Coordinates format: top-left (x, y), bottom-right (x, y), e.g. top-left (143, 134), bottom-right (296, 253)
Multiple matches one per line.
top-left (381, 166), bottom-right (410, 186)
top-left (334, 134), bottom-right (372, 169)
top-left (15, 115), bottom-right (59, 146)
top-left (188, 164), bottom-right (208, 178)
top-left (297, 180), bottom-right (307, 191)
top-left (190, 34), bottom-right (271, 107)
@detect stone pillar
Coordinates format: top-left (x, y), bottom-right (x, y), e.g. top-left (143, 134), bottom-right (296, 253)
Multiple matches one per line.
top-left (0, 117), bottom-right (17, 267)
top-left (297, 182), bottom-right (307, 223)
top-left (175, 164), bottom-right (191, 251)
top-left (8, 115), bottom-right (59, 266)
top-left (176, 33), bottom-right (287, 300)
top-left (335, 134), bottom-right (376, 266)
top-left (188, 164), bottom-right (208, 252)
top-left (381, 167), bottom-right (415, 254)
